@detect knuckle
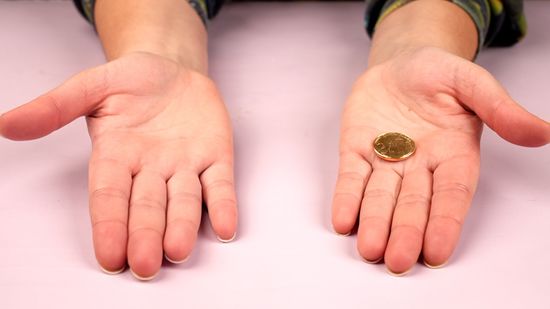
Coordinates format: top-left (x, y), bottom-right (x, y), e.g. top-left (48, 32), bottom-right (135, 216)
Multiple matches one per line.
top-left (131, 196), bottom-right (166, 212)
top-left (169, 191), bottom-right (202, 205)
top-left (391, 223), bottom-right (424, 237)
top-left (43, 93), bottom-right (63, 129)
top-left (92, 218), bottom-right (127, 228)
top-left (204, 179), bottom-right (234, 192)
top-left (91, 186), bottom-right (129, 202)
top-left (363, 188), bottom-right (396, 201)
top-left (430, 214), bottom-right (464, 227)
top-left (333, 192), bottom-right (363, 203)
top-left (434, 182), bottom-right (472, 198)
top-left (359, 215), bottom-right (390, 226)
top-left (338, 171), bottom-right (366, 185)
top-left (129, 226), bottom-right (164, 238)
top-left (167, 217), bottom-right (199, 232)
top-left (396, 193), bottom-right (431, 208)
top-left (208, 198), bottom-right (237, 210)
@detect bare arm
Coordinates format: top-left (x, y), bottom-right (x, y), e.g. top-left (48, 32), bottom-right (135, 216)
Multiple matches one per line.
top-left (95, 0), bottom-right (208, 73)
top-left (368, 0), bottom-right (478, 66)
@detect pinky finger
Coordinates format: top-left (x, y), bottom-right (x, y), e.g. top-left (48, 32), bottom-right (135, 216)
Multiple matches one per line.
top-left (200, 162), bottom-right (238, 242)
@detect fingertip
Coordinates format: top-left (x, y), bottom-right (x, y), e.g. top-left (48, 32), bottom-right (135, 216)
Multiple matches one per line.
top-left (163, 243), bottom-right (193, 263)
top-left (357, 240), bottom-right (386, 263)
top-left (99, 264), bottom-right (126, 275)
top-left (163, 247), bottom-right (192, 263)
top-left (164, 253), bottom-right (191, 264)
top-left (385, 258), bottom-right (415, 275)
top-left (334, 228), bottom-right (351, 237)
top-left (216, 232), bottom-right (237, 243)
top-left (332, 206), bottom-right (356, 236)
top-left (423, 258), bottom-right (448, 269)
top-left (0, 111), bottom-right (15, 140)
top-left (423, 220), bottom-right (461, 267)
top-left (130, 268), bottom-right (159, 281)
top-left (422, 251), bottom-right (450, 269)
top-left (362, 256), bottom-right (382, 264)
top-left (0, 99), bottom-right (60, 140)
top-left (357, 226), bottom-right (387, 263)
top-left (491, 102), bottom-right (550, 147)
top-left (356, 216), bottom-right (391, 263)
top-left (332, 221), bottom-right (352, 236)
top-left (209, 203), bottom-right (238, 242)
top-left (386, 266), bottom-right (413, 277)
top-left (92, 223), bottom-right (128, 274)
top-left (128, 256), bottom-right (162, 281)
top-left (163, 221), bottom-right (198, 264)
top-left (127, 231), bottom-right (163, 281)
top-left (384, 230), bottom-right (423, 275)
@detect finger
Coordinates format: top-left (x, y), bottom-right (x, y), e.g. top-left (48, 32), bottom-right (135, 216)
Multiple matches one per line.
top-left (452, 58), bottom-right (550, 146)
top-left (357, 168), bottom-right (401, 263)
top-left (331, 152), bottom-right (372, 235)
top-left (200, 162), bottom-right (238, 242)
top-left (89, 157), bottom-right (132, 274)
top-left (0, 66), bottom-right (112, 140)
top-left (164, 170), bottom-right (202, 263)
top-left (127, 169), bottom-right (167, 280)
top-left (423, 156), bottom-right (479, 268)
top-left (384, 168), bottom-right (432, 275)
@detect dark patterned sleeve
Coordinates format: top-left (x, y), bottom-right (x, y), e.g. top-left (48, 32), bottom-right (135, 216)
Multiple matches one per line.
top-left (365, 0), bottom-right (526, 52)
top-left (72, 0), bottom-right (225, 26)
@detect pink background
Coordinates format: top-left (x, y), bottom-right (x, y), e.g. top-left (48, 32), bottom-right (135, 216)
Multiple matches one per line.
top-left (1, 1), bottom-right (549, 308)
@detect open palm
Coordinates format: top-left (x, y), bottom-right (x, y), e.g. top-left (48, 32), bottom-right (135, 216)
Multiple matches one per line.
top-left (1, 52), bottom-right (237, 280)
top-left (331, 48), bottom-right (550, 275)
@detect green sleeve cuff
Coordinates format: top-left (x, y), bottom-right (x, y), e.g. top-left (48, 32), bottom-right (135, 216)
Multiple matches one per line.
top-left (364, 0), bottom-right (527, 55)
top-left (72, 0), bottom-right (225, 27)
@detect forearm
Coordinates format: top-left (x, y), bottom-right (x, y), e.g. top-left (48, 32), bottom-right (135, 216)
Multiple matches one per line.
top-left (368, 0), bottom-right (478, 67)
top-left (95, 0), bottom-right (207, 74)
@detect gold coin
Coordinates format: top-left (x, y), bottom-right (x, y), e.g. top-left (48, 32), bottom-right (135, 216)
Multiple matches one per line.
top-left (373, 132), bottom-right (416, 162)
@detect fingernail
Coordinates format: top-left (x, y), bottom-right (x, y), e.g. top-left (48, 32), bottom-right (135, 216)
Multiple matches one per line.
top-left (130, 268), bottom-right (159, 281)
top-left (217, 232), bottom-right (236, 243)
top-left (386, 267), bottom-right (412, 277)
top-left (164, 254), bottom-right (190, 264)
top-left (99, 264), bottom-right (126, 275)
top-left (423, 259), bottom-right (448, 269)
top-left (362, 256), bottom-right (383, 264)
top-left (334, 229), bottom-right (351, 237)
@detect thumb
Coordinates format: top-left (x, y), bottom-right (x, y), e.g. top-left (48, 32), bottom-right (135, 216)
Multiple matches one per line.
top-left (452, 58), bottom-right (550, 147)
top-left (0, 65), bottom-right (112, 141)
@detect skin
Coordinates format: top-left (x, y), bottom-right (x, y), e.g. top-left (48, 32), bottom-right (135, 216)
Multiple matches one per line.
top-left (0, 0), bottom-right (548, 281)
top-left (331, 0), bottom-right (550, 275)
top-left (0, 0), bottom-right (237, 280)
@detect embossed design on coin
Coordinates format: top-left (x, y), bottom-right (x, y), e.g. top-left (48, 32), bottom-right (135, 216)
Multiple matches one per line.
top-left (373, 132), bottom-right (416, 162)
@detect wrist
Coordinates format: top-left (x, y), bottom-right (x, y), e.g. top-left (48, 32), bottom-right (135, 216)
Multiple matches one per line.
top-left (111, 48), bottom-right (206, 74)
top-left (367, 0), bottom-right (478, 67)
top-left (95, 0), bottom-right (208, 74)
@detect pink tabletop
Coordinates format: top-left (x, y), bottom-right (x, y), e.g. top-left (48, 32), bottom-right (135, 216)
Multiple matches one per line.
top-left (1, 1), bottom-right (549, 308)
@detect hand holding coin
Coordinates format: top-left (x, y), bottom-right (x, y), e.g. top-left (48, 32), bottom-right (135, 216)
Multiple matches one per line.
top-left (332, 48), bottom-right (550, 276)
